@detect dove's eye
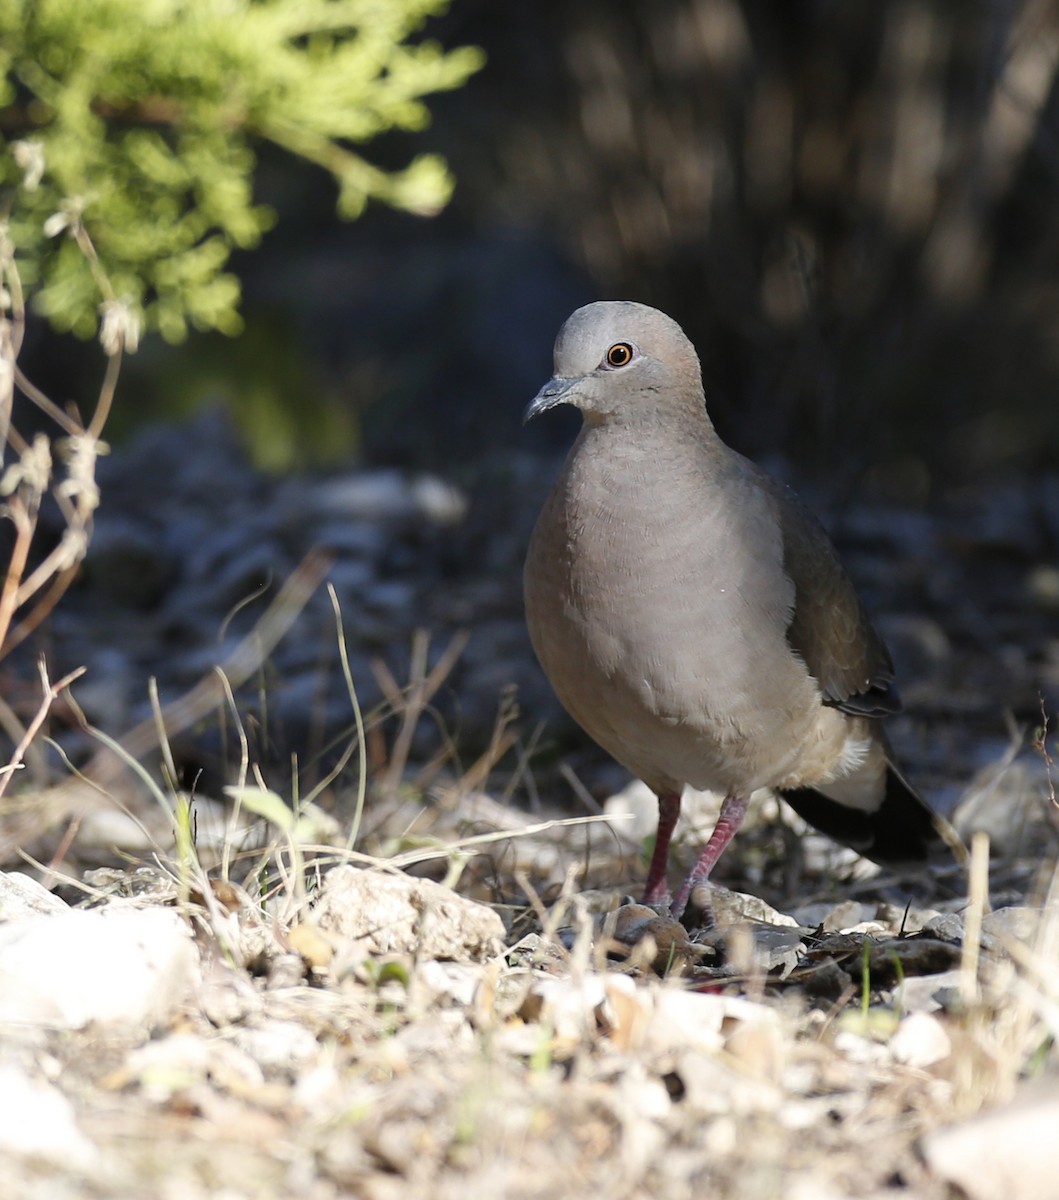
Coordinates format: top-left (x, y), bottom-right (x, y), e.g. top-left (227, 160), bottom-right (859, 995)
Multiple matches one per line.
top-left (605, 342), bottom-right (635, 368)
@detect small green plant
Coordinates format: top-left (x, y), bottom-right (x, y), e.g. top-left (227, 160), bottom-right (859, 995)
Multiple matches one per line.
top-left (0, 0), bottom-right (483, 341)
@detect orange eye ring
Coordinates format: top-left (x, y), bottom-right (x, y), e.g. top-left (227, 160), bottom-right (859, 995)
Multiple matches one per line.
top-left (605, 342), bottom-right (634, 368)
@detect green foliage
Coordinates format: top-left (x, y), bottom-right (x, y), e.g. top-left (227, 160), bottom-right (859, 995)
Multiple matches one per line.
top-left (0, 0), bottom-right (483, 341)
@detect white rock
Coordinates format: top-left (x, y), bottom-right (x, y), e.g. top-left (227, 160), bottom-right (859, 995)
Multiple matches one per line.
top-left (311, 866), bottom-right (505, 962)
top-left (833, 1030), bottom-right (888, 1065)
top-left (784, 1179), bottom-right (852, 1200)
top-left (0, 906), bottom-right (197, 1029)
top-left (895, 968), bottom-right (964, 1014)
top-left (414, 959), bottom-right (482, 1007)
top-left (707, 888), bottom-right (800, 929)
top-left (923, 1090), bottom-right (1059, 1200)
top-left (230, 1020), bottom-right (322, 1073)
top-left (889, 1011), bottom-right (952, 1067)
top-left (523, 974), bottom-right (610, 1042)
top-left (0, 1064), bottom-right (98, 1168)
top-left (825, 901), bottom-right (867, 930)
top-left (0, 872), bottom-right (68, 920)
top-left (790, 900), bottom-right (864, 930)
top-left (596, 973), bottom-right (777, 1056)
top-left (409, 474), bottom-right (468, 525)
top-left (292, 1059), bottom-right (345, 1113)
top-left (77, 807), bottom-right (162, 852)
top-left (840, 920), bottom-right (890, 936)
top-left (119, 1030), bottom-right (264, 1101)
top-left (314, 470), bottom-right (466, 525)
top-left (953, 759), bottom-right (1046, 854)
top-left (670, 1045), bottom-right (781, 1117)
top-left (602, 780), bottom-right (663, 844)
top-left (923, 913), bottom-right (965, 942)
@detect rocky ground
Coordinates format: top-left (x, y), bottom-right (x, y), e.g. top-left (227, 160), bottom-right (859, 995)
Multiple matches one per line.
top-left (0, 409), bottom-right (1058, 1198)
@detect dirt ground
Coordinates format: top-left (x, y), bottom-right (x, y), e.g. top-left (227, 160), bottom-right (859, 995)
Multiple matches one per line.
top-left (2, 766), bottom-right (1057, 1200)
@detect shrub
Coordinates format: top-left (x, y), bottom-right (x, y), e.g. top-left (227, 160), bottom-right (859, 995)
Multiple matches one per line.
top-left (0, 0), bottom-right (483, 341)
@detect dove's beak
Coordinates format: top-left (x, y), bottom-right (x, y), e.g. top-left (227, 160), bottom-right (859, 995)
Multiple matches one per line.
top-left (523, 376), bottom-right (581, 424)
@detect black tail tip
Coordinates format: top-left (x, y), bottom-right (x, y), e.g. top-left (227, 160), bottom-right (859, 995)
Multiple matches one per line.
top-left (781, 767), bottom-right (947, 867)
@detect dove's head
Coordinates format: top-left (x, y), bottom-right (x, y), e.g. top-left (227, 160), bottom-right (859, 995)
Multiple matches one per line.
top-left (524, 301), bottom-right (707, 427)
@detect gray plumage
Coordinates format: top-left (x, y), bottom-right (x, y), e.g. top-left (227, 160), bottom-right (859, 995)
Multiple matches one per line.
top-left (523, 301), bottom-right (941, 914)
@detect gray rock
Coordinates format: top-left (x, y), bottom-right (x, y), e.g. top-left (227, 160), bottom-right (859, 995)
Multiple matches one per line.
top-left (922, 912), bottom-right (965, 942)
top-left (982, 905), bottom-right (1048, 944)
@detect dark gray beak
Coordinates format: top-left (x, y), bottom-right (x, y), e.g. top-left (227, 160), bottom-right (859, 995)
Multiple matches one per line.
top-left (523, 376), bottom-right (580, 424)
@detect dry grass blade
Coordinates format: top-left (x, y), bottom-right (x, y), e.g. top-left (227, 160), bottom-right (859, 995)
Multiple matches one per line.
top-left (0, 549), bottom-right (333, 861)
top-left (372, 628), bottom-right (469, 793)
top-left (451, 689), bottom-right (520, 798)
top-left (385, 811), bottom-right (631, 871)
top-left (322, 583), bottom-right (368, 854)
top-left (961, 830), bottom-right (990, 1007)
top-left (0, 489), bottom-right (37, 652)
top-left (2, 562), bottom-right (81, 657)
top-left (78, 547), bottom-right (334, 789)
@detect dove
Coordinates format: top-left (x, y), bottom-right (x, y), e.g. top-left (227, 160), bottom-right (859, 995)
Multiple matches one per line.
top-left (523, 301), bottom-right (942, 916)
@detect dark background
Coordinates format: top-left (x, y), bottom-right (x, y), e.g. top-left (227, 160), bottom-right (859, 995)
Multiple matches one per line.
top-left (25, 0), bottom-right (1059, 489)
top-left (4, 0), bottom-right (1057, 867)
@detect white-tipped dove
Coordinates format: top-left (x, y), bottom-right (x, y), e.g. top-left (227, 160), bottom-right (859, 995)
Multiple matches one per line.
top-left (523, 301), bottom-right (943, 917)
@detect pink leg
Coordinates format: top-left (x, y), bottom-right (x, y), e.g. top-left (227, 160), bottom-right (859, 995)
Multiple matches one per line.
top-left (641, 791), bottom-right (681, 905)
top-left (671, 792), bottom-right (749, 919)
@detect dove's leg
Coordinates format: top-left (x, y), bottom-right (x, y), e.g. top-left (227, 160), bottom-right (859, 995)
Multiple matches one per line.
top-left (641, 791), bottom-right (681, 905)
top-left (670, 792), bottom-right (750, 920)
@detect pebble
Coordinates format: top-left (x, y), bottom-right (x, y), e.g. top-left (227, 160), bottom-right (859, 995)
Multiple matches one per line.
top-left (923, 912), bottom-right (966, 942)
top-left (790, 899), bottom-right (865, 931)
top-left (116, 1030), bottom-right (265, 1100)
top-left (889, 1010), bottom-right (952, 1067)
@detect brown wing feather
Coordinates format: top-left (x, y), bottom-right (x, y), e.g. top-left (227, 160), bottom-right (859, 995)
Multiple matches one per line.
top-left (755, 470), bottom-right (900, 716)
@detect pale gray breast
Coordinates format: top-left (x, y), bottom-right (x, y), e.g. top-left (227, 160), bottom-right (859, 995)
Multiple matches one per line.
top-left (524, 425), bottom-right (821, 792)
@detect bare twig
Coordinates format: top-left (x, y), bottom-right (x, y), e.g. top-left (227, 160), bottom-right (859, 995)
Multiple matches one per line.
top-left (12, 365), bottom-right (80, 437)
top-left (1034, 693), bottom-right (1056, 808)
top-left (0, 658), bottom-right (85, 802)
top-left (0, 493), bottom-right (36, 651)
top-left (1, 563), bottom-right (80, 656)
top-left (0, 206), bottom-right (122, 679)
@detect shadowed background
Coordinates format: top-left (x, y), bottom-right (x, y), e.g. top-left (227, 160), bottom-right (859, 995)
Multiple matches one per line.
top-left (22, 0), bottom-right (1059, 491)
top-left (2, 0), bottom-right (1056, 894)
